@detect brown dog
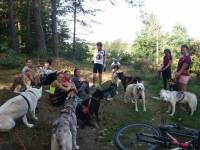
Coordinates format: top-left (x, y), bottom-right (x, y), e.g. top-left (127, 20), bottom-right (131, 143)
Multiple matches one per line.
top-left (11, 69), bottom-right (41, 93)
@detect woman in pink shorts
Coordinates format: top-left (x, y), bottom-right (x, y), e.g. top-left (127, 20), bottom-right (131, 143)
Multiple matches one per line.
top-left (175, 44), bottom-right (192, 91)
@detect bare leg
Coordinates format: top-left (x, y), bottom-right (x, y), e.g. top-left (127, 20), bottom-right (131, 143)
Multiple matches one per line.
top-left (93, 73), bottom-right (97, 86)
top-left (99, 73), bottom-right (102, 86)
top-left (22, 115), bottom-right (34, 128)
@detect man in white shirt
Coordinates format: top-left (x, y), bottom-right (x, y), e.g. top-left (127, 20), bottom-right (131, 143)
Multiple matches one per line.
top-left (93, 42), bottom-right (106, 87)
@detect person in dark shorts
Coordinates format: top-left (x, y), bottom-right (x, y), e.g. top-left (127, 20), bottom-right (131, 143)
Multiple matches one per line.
top-left (93, 42), bottom-right (106, 87)
top-left (159, 49), bottom-right (172, 89)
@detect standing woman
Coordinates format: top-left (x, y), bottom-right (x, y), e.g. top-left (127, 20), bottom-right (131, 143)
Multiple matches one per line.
top-left (175, 44), bottom-right (192, 92)
top-left (160, 49), bottom-right (172, 89)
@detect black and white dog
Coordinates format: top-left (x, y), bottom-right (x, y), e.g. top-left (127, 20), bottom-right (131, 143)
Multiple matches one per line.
top-left (76, 83), bottom-right (117, 126)
top-left (115, 71), bottom-right (142, 91)
top-left (51, 95), bottom-right (80, 150)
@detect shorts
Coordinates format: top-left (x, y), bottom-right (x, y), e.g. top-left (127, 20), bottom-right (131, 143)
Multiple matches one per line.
top-left (178, 75), bottom-right (190, 84)
top-left (93, 63), bottom-right (103, 74)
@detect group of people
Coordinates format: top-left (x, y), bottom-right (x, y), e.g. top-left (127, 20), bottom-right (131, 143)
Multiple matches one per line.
top-left (159, 44), bottom-right (192, 92)
top-left (13, 41), bottom-right (120, 106)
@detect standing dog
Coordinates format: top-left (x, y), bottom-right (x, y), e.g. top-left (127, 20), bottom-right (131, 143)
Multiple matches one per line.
top-left (116, 71), bottom-right (142, 91)
top-left (160, 89), bottom-right (197, 116)
top-left (51, 96), bottom-right (80, 150)
top-left (0, 87), bottom-right (42, 132)
top-left (124, 81), bottom-right (146, 112)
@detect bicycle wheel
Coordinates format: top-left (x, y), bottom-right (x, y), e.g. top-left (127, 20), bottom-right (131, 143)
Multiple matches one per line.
top-left (114, 122), bottom-right (161, 150)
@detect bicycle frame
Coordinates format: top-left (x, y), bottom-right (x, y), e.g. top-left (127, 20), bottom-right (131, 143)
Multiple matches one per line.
top-left (136, 130), bottom-right (197, 149)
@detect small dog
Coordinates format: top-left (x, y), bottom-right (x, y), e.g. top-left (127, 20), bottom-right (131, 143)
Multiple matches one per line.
top-left (116, 71), bottom-right (142, 91)
top-left (51, 96), bottom-right (80, 150)
top-left (0, 87), bottom-right (42, 132)
top-left (160, 89), bottom-right (197, 116)
top-left (124, 81), bottom-right (146, 112)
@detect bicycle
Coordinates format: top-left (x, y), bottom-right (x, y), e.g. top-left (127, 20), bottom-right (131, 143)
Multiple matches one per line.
top-left (114, 122), bottom-right (200, 150)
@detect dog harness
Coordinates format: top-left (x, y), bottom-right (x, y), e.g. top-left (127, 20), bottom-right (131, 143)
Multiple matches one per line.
top-left (177, 92), bottom-right (185, 103)
top-left (20, 90), bottom-right (37, 110)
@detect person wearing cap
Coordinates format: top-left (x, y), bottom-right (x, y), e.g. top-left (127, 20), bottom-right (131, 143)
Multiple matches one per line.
top-left (93, 42), bottom-right (106, 87)
top-left (159, 49), bottom-right (172, 89)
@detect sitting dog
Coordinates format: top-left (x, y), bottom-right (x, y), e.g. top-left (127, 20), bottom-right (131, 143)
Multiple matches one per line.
top-left (0, 87), bottom-right (42, 132)
top-left (160, 89), bottom-right (197, 116)
top-left (116, 71), bottom-right (142, 91)
top-left (51, 95), bottom-right (80, 150)
top-left (124, 81), bottom-right (146, 112)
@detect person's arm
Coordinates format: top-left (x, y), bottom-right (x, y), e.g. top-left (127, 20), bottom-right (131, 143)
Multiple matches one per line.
top-left (55, 80), bottom-right (71, 92)
top-left (160, 60), bottom-right (172, 71)
top-left (176, 63), bottom-right (189, 77)
top-left (103, 50), bottom-right (106, 66)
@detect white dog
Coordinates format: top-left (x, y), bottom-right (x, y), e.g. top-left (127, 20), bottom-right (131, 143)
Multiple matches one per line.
top-left (160, 89), bottom-right (197, 116)
top-left (51, 96), bottom-right (80, 150)
top-left (111, 70), bottom-right (121, 87)
top-left (124, 81), bottom-right (146, 112)
top-left (0, 87), bottom-right (42, 132)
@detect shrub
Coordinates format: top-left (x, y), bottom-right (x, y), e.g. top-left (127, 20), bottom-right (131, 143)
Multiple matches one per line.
top-left (0, 50), bottom-right (24, 68)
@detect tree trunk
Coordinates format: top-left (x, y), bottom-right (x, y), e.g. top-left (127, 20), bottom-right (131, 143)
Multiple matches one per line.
top-left (51, 0), bottom-right (58, 57)
top-left (32, 0), bottom-right (47, 57)
top-left (8, 0), bottom-right (19, 52)
top-left (73, 1), bottom-right (77, 56)
top-left (25, 0), bottom-right (31, 54)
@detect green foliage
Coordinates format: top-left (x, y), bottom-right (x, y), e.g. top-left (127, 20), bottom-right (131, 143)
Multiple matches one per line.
top-left (0, 50), bottom-right (24, 68)
top-left (60, 41), bottom-right (92, 61)
top-left (104, 39), bottom-right (132, 64)
top-left (190, 41), bottom-right (200, 73)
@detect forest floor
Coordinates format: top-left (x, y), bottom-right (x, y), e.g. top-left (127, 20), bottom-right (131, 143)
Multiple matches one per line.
top-left (0, 59), bottom-right (200, 150)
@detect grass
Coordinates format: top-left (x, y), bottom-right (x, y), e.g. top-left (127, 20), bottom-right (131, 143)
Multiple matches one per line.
top-left (0, 59), bottom-right (199, 150)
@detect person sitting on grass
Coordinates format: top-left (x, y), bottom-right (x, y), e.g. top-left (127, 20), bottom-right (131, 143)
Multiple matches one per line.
top-left (48, 72), bottom-right (77, 105)
top-left (39, 61), bottom-right (57, 85)
top-left (71, 68), bottom-right (90, 98)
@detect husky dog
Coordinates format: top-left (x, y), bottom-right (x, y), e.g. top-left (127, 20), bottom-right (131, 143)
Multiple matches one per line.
top-left (160, 89), bottom-right (197, 116)
top-left (0, 87), bottom-right (42, 132)
top-left (51, 96), bottom-right (80, 150)
top-left (124, 81), bottom-right (146, 112)
top-left (116, 71), bottom-right (142, 91)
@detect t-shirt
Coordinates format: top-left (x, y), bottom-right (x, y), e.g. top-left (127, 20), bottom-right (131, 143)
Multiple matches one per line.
top-left (177, 55), bottom-right (191, 76)
top-left (162, 55), bottom-right (172, 70)
top-left (22, 66), bottom-right (32, 74)
top-left (93, 50), bottom-right (105, 65)
top-left (71, 76), bottom-right (81, 90)
top-left (39, 67), bottom-right (53, 76)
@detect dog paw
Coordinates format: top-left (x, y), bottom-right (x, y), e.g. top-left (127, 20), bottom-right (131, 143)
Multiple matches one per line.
top-left (169, 114), bottom-right (174, 116)
top-left (135, 110), bottom-right (139, 112)
top-left (143, 109), bottom-right (146, 112)
top-left (34, 117), bottom-right (38, 120)
top-left (74, 145), bottom-right (80, 150)
top-left (27, 124), bottom-right (34, 128)
top-left (166, 110), bottom-right (170, 113)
